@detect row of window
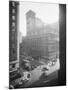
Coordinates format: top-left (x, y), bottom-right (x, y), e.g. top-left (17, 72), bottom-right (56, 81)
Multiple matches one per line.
top-left (11, 1), bottom-right (16, 47)
top-left (10, 1), bottom-right (17, 59)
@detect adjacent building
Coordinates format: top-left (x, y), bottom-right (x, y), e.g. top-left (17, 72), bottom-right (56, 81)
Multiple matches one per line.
top-left (9, 1), bottom-right (19, 73)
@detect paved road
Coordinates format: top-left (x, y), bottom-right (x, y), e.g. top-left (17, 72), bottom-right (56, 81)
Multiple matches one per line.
top-left (23, 59), bottom-right (60, 87)
top-left (24, 65), bottom-right (44, 87)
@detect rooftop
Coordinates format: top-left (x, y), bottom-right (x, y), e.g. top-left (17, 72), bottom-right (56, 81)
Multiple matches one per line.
top-left (26, 10), bottom-right (36, 17)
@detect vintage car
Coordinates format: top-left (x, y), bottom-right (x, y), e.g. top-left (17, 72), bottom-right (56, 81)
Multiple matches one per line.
top-left (9, 68), bottom-right (31, 89)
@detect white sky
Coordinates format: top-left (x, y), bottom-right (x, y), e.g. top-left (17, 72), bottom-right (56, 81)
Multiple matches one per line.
top-left (19, 2), bottom-right (59, 36)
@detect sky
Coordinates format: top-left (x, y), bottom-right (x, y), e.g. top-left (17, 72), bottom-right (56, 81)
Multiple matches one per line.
top-left (19, 2), bottom-right (59, 36)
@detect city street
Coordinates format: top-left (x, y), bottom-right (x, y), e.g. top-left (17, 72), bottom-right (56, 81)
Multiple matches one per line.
top-left (22, 58), bottom-right (60, 87)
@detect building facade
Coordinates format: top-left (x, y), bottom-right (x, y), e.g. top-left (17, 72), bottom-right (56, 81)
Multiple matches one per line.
top-left (9, 1), bottom-right (19, 73)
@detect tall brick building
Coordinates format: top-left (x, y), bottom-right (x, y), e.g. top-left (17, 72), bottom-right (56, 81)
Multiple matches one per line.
top-left (20, 10), bottom-right (59, 59)
top-left (26, 10), bottom-right (44, 36)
